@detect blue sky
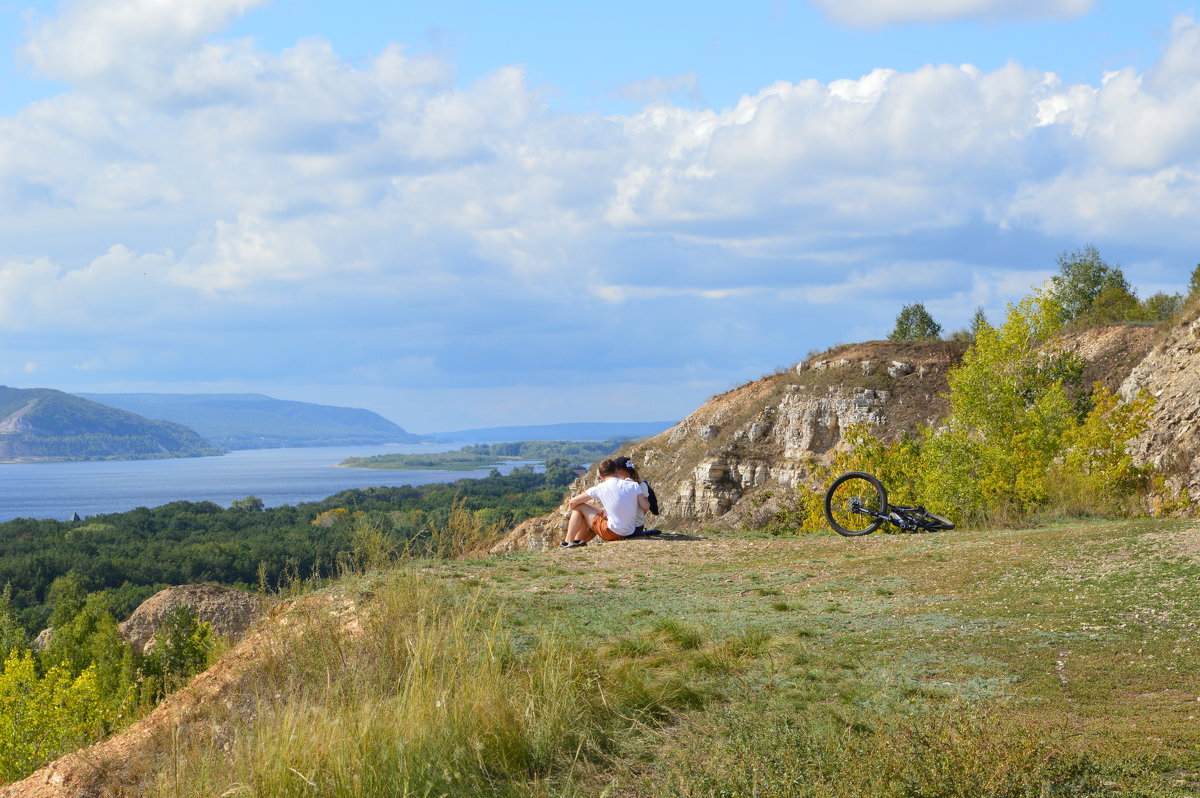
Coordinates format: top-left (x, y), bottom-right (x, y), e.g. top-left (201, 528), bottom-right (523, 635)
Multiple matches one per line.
top-left (1, 0), bottom-right (1198, 432)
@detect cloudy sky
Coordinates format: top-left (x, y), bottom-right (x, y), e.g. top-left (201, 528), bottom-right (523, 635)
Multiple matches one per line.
top-left (0, 0), bottom-right (1197, 432)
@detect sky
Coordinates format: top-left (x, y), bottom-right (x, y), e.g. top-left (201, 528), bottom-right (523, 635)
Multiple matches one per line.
top-left (1, 0), bottom-right (1198, 433)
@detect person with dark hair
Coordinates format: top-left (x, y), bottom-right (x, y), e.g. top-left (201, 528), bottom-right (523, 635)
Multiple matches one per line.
top-left (561, 457), bottom-right (649, 548)
top-left (616, 454), bottom-right (661, 536)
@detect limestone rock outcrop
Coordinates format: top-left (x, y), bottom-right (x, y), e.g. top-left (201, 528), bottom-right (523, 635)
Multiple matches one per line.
top-left (1120, 313), bottom-right (1200, 504)
top-left (119, 584), bottom-right (268, 654)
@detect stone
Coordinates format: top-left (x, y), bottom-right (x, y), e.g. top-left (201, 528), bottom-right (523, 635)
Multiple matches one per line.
top-left (120, 584), bottom-right (267, 654)
top-left (887, 361), bottom-right (915, 378)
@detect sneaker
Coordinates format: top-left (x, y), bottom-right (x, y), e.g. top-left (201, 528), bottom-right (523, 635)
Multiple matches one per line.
top-left (566, 540), bottom-right (588, 548)
top-left (559, 540), bottom-right (572, 548)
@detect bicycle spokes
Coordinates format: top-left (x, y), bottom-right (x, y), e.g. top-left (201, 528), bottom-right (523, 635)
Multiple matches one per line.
top-left (827, 476), bottom-right (885, 535)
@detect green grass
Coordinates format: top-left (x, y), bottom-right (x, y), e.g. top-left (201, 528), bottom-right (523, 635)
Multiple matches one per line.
top-left (136, 518), bottom-right (1200, 796)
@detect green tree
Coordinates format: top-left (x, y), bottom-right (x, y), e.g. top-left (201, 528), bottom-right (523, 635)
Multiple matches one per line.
top-left (969, 306), bottom-right (990, 339)
top-left (0, 586), bottom-right (26, 658)
top-left (1084, 283), bottom-right (1142, 324)
top-left (1049, 245), bottom-right (1134, 324)
top-left (139, 606), bottom-right (215, 700)
top-left (888, 302), bottom-right (943, 341)
top-left (1140, 291), bottom-right (1184, 322)
top-left (46, 573), bottom-right (86, 629)
top-left (921, 291), bottom-right (1083, 520)
top-left (0, 652), bottom-right (104, 782)
top-left (1190, 264), bottom-right (1200, 297)
top-left (230, 495), bottom-right (265, 512)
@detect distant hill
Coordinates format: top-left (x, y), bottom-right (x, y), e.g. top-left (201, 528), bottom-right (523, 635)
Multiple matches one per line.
top-left (0, 386), bottom-right (220, 461)
top-left (79, 393), bottom-right (422, 450)
top-left (425, 421), bottom-right (678, 443)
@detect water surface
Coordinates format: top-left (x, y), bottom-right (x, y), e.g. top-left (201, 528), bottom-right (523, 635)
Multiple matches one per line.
top-left (0, 444), bottom-right (516, 522)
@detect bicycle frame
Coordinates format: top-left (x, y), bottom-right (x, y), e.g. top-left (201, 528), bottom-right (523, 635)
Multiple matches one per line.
top-left (847, 498), bottom-right (940, 533)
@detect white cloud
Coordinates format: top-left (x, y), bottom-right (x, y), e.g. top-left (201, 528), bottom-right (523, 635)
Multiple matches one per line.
top-left (22, 0), bottom-right (271, 85)
top-left (810, 0), bottom-right (1095, 29)
top-left (4, 0), bottom-right (1200, 417)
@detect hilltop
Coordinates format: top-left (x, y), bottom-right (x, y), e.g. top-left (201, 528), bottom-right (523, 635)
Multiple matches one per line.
top-left (496, 322), bottom-right (1160, 551)
top-left (0, 387), bottom-right (219, 462)
top-left (7, 518), bottom-right (1200, 796)
top-left (78, 392), bottom-right (422, 449)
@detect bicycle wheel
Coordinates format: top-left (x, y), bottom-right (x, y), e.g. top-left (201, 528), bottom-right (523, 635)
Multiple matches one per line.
top-left (824, 472), bottom-right (888, 536)
top-left (924, 513), bottom-right (955, 531)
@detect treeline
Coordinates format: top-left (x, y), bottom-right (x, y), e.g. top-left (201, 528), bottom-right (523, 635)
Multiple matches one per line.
top-left (342, 438), bottom-right (630, 470)
top-left (888, 246), bottom-right (1197, 342)
top-left (0, 461), bottom-right (578, 634)
top-left (0, 432), bottom-right (222, 461)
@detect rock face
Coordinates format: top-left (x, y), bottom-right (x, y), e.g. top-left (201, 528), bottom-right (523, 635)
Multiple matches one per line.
top-left (1120, 312), bottom-right (1200, 504)
top-left (119, 584), bottom-right (268, 654)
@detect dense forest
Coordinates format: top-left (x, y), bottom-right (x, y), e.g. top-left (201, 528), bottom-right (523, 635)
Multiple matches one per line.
top-left (0, 460), bottom-right (579, 633)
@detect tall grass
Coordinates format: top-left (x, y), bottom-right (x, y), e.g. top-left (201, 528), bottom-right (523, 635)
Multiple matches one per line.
top-left (144, 572), bottom-right (685, 797)
top-left (647, 702), bottom-right (1106, 798)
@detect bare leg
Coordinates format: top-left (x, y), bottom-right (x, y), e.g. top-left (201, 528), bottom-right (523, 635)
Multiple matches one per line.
top-left (566, 502), bottom-right (601, 543)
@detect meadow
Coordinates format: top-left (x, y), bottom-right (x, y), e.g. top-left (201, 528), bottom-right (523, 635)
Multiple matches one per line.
top-left (130, 517), bottom-right (1200, 797)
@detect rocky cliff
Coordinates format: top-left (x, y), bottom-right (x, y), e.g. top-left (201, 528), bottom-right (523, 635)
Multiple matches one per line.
top-left (495, 323), bottom-right (1163, 553)
top-left (1120, 307), bottom-right (1200, 503)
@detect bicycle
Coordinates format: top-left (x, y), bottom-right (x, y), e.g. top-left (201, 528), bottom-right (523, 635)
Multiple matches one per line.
top-left (823, 471), bottom-right (955, 536)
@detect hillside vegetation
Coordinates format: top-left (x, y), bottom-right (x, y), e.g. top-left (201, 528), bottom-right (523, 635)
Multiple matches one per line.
top-left (0, 465), bottom-right (579, 634)
top-left (8, 519), bottom-right (1200, 796)
top-left (0, 387), bottom-right (219, 462)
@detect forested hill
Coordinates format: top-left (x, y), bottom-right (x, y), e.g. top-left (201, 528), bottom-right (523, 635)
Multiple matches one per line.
top-left (79, 392), bottom-right (422, 449)
top-left (0, 386), bottom-right (220, 461)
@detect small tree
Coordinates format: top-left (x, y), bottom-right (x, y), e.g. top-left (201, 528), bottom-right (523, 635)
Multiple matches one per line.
top-left (230, 495), bottom-right (264, 512)
top-left (888, 302), bottom-right (943, 341)
top-left (1141, 291), bottom-right (1184, 322)
top-left (969, 306), bottom-right (990, 337)
top-left (1084, 283), bottom-right (1142, 324)
top-left (1049, 245), bottom-right (1134, 324)
top-left (0, 586), bottom-right (26, 659)
top-left (1189, 264), bottom-right (1200, 298)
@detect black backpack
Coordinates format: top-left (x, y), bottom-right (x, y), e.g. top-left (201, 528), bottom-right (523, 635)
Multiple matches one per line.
top-left (645, 482), bottom-right (660, 515)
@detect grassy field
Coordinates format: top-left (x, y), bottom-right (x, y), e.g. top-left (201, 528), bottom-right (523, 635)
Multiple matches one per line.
top-left (145, 518), bottom-right (1200, 797)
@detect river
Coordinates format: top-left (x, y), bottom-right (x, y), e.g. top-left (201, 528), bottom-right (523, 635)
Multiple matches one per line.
top-left (0, 444), bottom-right (523, 522)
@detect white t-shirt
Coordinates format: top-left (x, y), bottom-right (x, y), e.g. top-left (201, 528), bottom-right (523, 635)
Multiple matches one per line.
top-left (585, 477), bottom-right (644, 536)
top-left (633, 480), bottom-right (651, 528)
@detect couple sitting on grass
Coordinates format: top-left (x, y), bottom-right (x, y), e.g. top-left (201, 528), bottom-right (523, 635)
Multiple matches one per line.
top-left (561, 456), bottom-right (661, 549)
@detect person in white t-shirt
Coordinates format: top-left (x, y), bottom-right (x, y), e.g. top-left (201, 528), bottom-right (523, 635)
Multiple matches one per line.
top-left (561, 457), bottom-right (649, 548)
top-left (616, 455), bottom-right (661, 536)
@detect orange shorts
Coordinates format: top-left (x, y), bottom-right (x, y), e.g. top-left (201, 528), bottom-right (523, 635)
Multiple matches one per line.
top-left (589, 511), bottom-right (627, 541)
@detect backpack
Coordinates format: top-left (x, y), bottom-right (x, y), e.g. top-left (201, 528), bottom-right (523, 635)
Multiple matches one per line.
top-left (645, 482), bottom-right (660, 515)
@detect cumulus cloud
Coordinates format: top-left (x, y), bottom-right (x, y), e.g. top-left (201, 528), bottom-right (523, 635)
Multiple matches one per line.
top-left (4, 0), bottom-right (1200, 425)
top-left (810, 0), bottom-right (1095, 29)
top-left (23, 0), bottom-right (271, 85)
